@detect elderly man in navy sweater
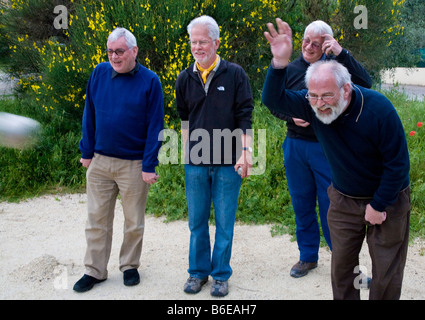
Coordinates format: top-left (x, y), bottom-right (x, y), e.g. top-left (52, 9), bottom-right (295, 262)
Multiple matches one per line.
top-left (262, 19), bottom-right (410, 300)
top-left (269, 20), bottom-right (372, 279)
top-left (74, 27), bottom-right (164, 292)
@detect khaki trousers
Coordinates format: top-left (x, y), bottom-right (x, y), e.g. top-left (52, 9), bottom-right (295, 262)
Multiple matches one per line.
top-left (327, 185), bottom-right (410, 300)
top-left (84, 153), bottom-right (149, 280)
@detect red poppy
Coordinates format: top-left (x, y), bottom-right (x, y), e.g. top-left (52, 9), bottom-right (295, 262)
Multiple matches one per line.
top-left (417, 122), bottom-right (423, 128)
top-left (409, 131), bottom-right (416, 136)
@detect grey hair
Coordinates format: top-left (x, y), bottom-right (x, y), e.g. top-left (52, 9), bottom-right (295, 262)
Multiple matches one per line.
top-left (108, 27), bottom-right (137, 49)
top-left (305, 60), bottom-right (352, 89)
top-left (304, 20), bottom-right (333, 38)
top-left (187, 15), bottom-right (220, 41)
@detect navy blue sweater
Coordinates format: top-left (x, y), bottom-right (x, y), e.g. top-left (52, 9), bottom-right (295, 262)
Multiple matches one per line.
top-left (79, 62), bottom-right (164, 173)
top-left (262, 66), bottom-right (410, 212)
top-left (271, 50), bottom-right (372, 142)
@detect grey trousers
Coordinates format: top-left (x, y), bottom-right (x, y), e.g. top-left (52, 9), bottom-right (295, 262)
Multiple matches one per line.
top-left (83, 153), bottom-right (149, 280)
top-left (327, 185), bottom-right (410, 300)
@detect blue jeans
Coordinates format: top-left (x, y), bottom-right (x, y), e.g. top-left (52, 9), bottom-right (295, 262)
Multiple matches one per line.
top-left (184, 165), bottom-right (242, 281)
top-left (283, 137), bottom-right (332, 262)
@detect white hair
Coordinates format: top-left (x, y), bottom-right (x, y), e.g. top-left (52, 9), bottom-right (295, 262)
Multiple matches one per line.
top-left (187, 15), bottom-right (220, 41)
top-left (108, 27), bottom-right (137, 48)
top-left (305, 60), bottom-right (352, 89)
top-left (304, 20), bottom-right (334, 38)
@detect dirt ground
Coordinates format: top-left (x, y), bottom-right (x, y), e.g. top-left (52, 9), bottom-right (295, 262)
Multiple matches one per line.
top-left (0, 193), bottom-right (424, 300)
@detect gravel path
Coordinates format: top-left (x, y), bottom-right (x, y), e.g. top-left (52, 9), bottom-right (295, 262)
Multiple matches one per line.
top-left (0, 194), bottom-right (424, 300)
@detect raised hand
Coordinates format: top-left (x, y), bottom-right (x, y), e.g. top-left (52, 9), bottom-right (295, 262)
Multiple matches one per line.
top-left (321, 34), bottom-right (343, 56)
top-left (264, 18), bottom-right (293, 68)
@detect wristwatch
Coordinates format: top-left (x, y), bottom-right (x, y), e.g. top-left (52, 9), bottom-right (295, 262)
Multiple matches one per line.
top-left (243, 147), bottom-right (253, 153)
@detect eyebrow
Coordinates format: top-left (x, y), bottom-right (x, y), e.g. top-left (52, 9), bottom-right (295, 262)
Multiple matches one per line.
top-left (308, 91), bottom-right (335, 95)
top-left (304, 38), bottom-right (322, 44)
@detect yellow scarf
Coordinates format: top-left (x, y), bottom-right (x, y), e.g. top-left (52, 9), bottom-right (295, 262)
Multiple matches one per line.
top-left (196, 55), bottom-right (219, 84)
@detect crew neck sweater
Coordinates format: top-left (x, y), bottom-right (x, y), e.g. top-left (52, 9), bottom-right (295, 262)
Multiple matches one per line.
top-left (262, 66), bottom-right (410, 212)
top-left (79, 62), bottom-right (164, 173)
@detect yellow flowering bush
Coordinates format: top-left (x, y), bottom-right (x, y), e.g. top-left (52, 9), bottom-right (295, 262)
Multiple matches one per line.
top-left (1, 0), bottom-right (412, 126)
top-left (2, 0), bottom-right (309, 126)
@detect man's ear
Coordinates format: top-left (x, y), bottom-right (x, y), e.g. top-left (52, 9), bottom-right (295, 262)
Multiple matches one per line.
top-left (132, 46), bottom-right (139, 58)
top-left (343, 83), bottom-right (352, 99)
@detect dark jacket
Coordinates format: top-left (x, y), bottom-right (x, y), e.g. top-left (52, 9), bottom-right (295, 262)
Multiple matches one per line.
top-left (176, 58), bottom-right (254, 166)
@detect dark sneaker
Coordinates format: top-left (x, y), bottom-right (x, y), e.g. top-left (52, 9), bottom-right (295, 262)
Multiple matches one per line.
top-left (210, 279), bottom-right (229, 297)
top-left (73, 274), bottom-right (106, 292)
top-left (183, 276), bottom-right (208, 294)
top-left (123, 269), bottom-right (140, 286)
top-left (290, 261), bottom-right (318, 278)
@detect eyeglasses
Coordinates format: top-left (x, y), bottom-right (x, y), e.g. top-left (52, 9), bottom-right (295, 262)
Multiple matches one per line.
top-left (302, 38), bottom-right (322, 50)
top-left (188, 40), bottom-right (212, 47)
top-left (105, 48), bottom-right (129, 56)
top-left (305, 92), bottom-right (337, 104)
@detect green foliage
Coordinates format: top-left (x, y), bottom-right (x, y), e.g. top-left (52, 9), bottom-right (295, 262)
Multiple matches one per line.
top-left (3, 0), bottom-right (421, 120)
top-left (0, 97), bottom-right (85, 201)
top-left (1, 0), bottom-right (316, 124)
top-left (0, 0), bottom-right (73, 75)
top-left (383, 89), bottom-right (425, 238)
top-left (333, 0), bottom-right (421, 80)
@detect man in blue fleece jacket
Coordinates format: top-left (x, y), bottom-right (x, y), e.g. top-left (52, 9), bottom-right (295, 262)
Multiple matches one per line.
top-left (262, 19), bottom-right (410, 300)
top-left (74, 28), bottom-right (164, 292)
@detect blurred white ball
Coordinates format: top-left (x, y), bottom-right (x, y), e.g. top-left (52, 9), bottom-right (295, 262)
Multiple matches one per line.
top-left (0, 112), bottom-right (41, 149)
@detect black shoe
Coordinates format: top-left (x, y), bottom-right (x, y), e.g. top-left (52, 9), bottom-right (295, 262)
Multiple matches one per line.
top-left (123, 269), bottom-right (140, 286)
top-left (290, 261), bottom-right (318, 278)
top-left (73, 274), bottom-right (106, 292)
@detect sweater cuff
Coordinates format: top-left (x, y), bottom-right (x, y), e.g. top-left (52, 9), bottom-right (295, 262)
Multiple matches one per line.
top-left (81, 152), bottom-right (94, 160)
top-left (269, 63), bottom-right (288, 74)
top-left (142, 163), bottom-right (157, 173)
top-left (369, 199), bottom-right (386, 213)
top-left (335, 48), bottom-right (349, 61)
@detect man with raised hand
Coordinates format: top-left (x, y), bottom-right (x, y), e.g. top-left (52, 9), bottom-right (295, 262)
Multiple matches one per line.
top-left (262, 19), bottom-right (410, 300)
top-left (268, 20), bottom-right (372, 279)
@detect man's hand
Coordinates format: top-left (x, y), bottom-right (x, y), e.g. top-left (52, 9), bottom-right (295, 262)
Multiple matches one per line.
top-left (80, 158), bottom-right (92, 168)
top-left (322, 34), bottom-right (343, 56)
top-left (142, 171), bottom-right (159, 185)
top-left (264, 18), bottom-right (293, 68)
top-left (235, 150), bottom-right (253, 179)
top-left (365, 204), bottom-right (387, 225)
top-left (293, 118), bottom-right (310, 127)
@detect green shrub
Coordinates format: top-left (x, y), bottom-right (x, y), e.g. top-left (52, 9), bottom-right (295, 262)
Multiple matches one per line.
top-left (1, 0), bottom-right (318, 127)
top-left (0, 98), bottom-right (85, 200)
top-left (383, 89), bottom-right (425, 238)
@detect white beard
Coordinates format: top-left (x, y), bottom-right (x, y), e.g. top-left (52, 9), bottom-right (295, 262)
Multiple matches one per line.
top-left (311, 94), bottom-right (348, 124)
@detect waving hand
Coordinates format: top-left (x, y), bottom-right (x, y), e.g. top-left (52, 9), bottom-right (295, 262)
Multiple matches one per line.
top-left (264, 18), bottom-right (293, 68)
